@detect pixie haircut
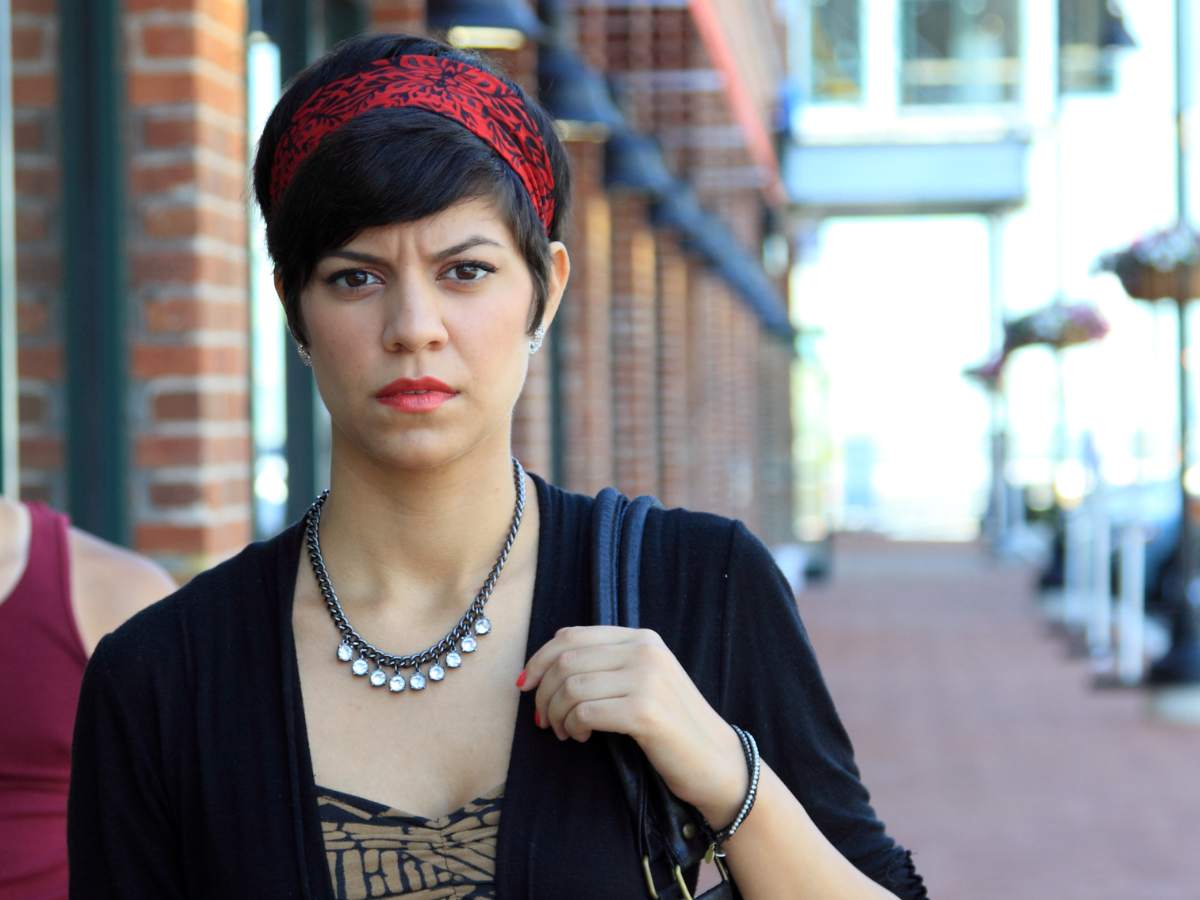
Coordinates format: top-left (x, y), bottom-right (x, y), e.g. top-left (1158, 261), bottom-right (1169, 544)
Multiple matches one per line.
top-left (252, 34), bottom-right (573, 347)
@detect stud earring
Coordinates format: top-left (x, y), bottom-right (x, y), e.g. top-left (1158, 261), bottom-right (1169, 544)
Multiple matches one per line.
top-left (529, 325), bottom-right (545, 356)
top-left (296, 343), bottom-right (313, 367)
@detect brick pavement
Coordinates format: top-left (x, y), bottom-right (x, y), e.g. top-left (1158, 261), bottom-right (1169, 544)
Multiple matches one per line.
top-left (798, 535), bottom-right (1200, 900)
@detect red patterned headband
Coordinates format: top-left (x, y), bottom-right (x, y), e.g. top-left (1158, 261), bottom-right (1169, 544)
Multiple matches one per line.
top-left (270, 56), bottom-right (555, 232)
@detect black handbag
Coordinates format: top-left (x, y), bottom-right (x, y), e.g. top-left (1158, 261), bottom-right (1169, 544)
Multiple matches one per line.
top-left (591, 488), bottom-right (736, 900)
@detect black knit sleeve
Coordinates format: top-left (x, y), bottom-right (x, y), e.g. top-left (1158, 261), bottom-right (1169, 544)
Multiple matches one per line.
top-left (68, 636), bottom-right (185, 900)
top-left (719, 522), bottom-right (927, 899)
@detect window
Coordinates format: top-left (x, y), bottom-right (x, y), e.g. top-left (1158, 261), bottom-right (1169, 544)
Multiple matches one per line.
top-left (901, 0), bottom-right (1020, 105)
top-left (811, 0), bottom-right (862, 102)
top-left (1059, 0), bottom-right (1132, 94)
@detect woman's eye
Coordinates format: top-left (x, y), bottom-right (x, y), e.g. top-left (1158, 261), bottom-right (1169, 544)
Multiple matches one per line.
top-left (330, 270), bottom-right (380, 290)
top-left (447, 263), bottom-right (493, 282)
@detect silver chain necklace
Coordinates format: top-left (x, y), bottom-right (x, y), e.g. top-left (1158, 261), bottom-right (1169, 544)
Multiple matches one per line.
top-left (304, 457), bottom-right (526, 694)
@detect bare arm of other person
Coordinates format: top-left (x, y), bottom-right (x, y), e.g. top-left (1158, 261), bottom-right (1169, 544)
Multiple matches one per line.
top-left (69, 529), bottom-right (177, 656)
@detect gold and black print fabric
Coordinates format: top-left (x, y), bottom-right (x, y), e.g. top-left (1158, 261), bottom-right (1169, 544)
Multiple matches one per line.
top-left (318, 783), bottom-right (502, 899)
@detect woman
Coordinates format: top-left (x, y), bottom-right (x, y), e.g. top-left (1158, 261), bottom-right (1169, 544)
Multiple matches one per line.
top-left (0, 497), bottom-right (174, 900)
top-left (68, 34), bottom-right (926, 900)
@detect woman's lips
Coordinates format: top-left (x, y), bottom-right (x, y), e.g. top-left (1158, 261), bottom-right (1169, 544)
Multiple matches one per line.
top-left (375, 377), bottom-right (458, 413)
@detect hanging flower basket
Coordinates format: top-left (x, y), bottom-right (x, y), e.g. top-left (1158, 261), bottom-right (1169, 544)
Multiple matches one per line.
top-left (1095, 224), bottom-right (1200, 300)
top-left (1111, 255), bottom-right (1200, 300)
top-left (963, 300), bottom-right (1109, 389)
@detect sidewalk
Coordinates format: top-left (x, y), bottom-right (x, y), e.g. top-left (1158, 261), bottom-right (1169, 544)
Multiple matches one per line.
top-left (798, 534), bottom-right (1200, 900)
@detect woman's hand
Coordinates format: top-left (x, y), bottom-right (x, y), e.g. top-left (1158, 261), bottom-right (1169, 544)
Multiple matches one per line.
top-left (522, 626), bottom-right (903, 900)
top-left (519, 625), bottom-right (747, 829)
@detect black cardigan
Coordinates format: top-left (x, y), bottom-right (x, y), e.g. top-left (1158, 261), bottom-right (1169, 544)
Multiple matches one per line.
top-left (68, 476), bottom-right (925, 899)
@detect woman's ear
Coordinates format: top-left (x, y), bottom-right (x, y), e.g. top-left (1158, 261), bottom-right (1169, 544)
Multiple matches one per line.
top-left (540, 241), bottom-right (571, 331)
top-left (273, 270), bottom-right (284, 305)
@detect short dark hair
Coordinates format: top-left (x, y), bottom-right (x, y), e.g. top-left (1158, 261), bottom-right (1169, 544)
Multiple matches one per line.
top-left (252, 34), bottom-right (573, 346)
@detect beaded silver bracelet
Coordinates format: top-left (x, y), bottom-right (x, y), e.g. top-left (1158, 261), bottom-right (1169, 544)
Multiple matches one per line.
top-left (703, 725), bottom-right (761, 861)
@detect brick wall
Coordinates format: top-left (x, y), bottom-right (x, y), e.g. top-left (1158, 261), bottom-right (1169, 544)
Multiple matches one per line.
top-left (558, 140), bottom-right (613, 495)
top-left (126, 0), bottom-right (250, 578)
top-left (610, 193), bottom-right (658, 498)
top-left (757, 335), bottom-right (795, 545)
top-left (656, 233), bottom-right (688, 509)
top-left (728, 294), bottom-right (759, 532)
top-left (369, 0), bottom-right (425, 35)
top-left (8, 0), bottom-right (793, 572)
top-left (14, 0), bottom-right (62, 507)
top-left (686, 268), bottom-right (720, 514)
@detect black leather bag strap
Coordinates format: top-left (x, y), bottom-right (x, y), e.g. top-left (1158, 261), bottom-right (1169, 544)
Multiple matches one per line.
top-left (591, 489), bottom-right (735, 900)
top-left (591, 487), bottom-right (627, 629)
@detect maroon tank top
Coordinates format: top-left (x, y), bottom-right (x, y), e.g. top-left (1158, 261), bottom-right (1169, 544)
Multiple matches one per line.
top-left (0, 503), bottom-right (82, 900)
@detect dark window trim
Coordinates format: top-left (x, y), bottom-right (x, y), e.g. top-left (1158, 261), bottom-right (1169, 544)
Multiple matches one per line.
top-left (61, 0), bottom-right (129, 542)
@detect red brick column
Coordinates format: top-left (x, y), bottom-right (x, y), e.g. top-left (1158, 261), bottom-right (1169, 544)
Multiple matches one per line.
top-left (728, 297), bottom-right (759, 531)
top-left (511, 338), bottom-right (552, 477)
top-left (657, 234), bottom-right (688, 509)
top-left (756, 334), bottom-right (795, 545)
top-left (687, 269), bottom-right (720, 514)
top-left (711, 281), bottom-right (735, 519)
top-left (559, 141), bottom-right (613, 494)
top-left (126, 0), bottom-right (250, 579)
top-left (13, 0), bottom-right (62, 505)
top-left (610, 194), bottom-right (658, 498)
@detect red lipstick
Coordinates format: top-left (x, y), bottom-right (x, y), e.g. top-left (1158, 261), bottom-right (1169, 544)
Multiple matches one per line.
top-left (375, 377), bottom-right (458, 413)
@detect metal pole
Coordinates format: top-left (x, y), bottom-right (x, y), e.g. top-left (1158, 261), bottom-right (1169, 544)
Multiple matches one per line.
top-left (1064, 507), bottom-right (1089, 635)
top-left (985, 212), bottom-right (1007, 550)
top-left (1177, 0), bottom-right (1188, 221)
top-left (1118, 522), bottom-right (1147, 686)
top-left (0, 1), bottom-right (17, 499)
top-left (1177, 0), bottom-right (1189, 582)
top-left (1087, 478), bottom-right (1113, 667)
top-left (1150, 1), bottom-right (1200, 683)
top-left (1178, 296), bottom-right (1192, 591)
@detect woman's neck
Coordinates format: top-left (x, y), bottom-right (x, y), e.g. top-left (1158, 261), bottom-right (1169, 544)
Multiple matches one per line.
top-left (313, 431), bottom-right (533, 623)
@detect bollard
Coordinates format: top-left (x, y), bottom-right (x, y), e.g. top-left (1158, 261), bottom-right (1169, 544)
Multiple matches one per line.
top-left (1063, 507), bottom-right (1091, 635)
top-left (1117, 522), bottom-right (1147, 686)
top-left (1087, 489), bottom-right (1113, 667)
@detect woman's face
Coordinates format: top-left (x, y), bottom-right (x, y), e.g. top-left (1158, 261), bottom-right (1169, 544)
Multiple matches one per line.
top-left (289, 196), bottom-right (568, 473)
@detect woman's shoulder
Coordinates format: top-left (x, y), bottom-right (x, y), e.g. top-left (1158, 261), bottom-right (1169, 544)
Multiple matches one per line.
top-left (537, 475), bottom-right (773, 583)
top-left (646, 503), bottom-right (747, 559)
top-left (95, 522), bottom-right (303, 671)
top-left (537, 474), bottom-right (746, 556)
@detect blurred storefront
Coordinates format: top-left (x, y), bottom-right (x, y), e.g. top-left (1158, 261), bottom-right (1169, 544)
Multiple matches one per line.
top-left (783, 0), bottom-right (1171, 541)
top-left (2, 0), bottom-right (796, 580)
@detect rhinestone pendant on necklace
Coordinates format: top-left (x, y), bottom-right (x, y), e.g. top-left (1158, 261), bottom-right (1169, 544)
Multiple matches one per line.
top-left (308, 458), bottom-right (526, 696)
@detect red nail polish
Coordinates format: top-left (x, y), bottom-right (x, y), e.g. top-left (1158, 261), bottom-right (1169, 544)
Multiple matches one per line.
top-left (516, 670), bottom-right (526, 688)
top-left (534, 710), bottom-right (541, 727)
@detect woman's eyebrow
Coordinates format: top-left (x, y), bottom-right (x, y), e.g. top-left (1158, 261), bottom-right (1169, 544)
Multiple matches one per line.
top-left (322, 249), bottom-right (390, 266)
top-left (322, 236), bottom-right (504, 266)
top-left (431, 236), bottom-right (503, 261)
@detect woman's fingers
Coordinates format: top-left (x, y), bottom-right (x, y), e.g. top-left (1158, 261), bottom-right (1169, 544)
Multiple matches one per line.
top-left (540, 668), bottom-right (643, 741)
top-left (520, 625), bottom-right (657, 691)
top-left (529, 642), bottom-right (630, 715)
top-left (559, 696), bottom-right (636, 743)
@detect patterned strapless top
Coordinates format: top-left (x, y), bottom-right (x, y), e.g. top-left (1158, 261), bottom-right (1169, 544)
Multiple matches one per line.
top-left (318, 783), bottom-right (503, 900)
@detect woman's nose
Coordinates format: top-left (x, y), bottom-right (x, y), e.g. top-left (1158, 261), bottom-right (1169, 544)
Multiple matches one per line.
top-left (380, 277), bottom-right (449, 353)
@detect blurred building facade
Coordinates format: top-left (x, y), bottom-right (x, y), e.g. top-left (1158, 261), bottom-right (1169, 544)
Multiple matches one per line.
top-left (8, 0), bottom-right (795, 579)
top-left (783, 0), bottom-right (1179, 540)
